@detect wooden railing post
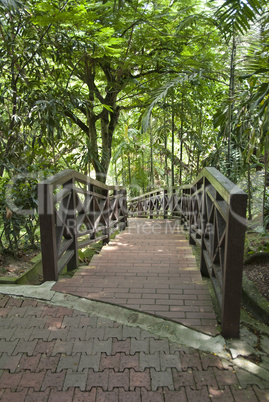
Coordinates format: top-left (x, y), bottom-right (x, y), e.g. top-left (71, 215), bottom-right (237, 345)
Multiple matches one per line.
top-left (200, 178), bottom-right (209, 277)
top-left (122, 189), bottom-right (128, 228)
top-left (163, 189), bottom-right (168, 219)
top-left (64, 178), bottom-right (79, 273)
top-left (38, 182), bottom-right (58, 281)
top-left (103, 188), bottom-right (110, 244)
top-left (88, 183), bottom-right (96, 241)
top-left (149, 193), bottom-right (153, 219)
top-left (221, 192), bottom-right (247, 338)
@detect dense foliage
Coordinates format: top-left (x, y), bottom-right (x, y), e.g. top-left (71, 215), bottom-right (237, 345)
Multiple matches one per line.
top-left (0, 0), bottom-right (268, 255)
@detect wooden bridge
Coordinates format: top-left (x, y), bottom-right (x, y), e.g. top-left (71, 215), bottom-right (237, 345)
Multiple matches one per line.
top-left (38, 167), bottom-right (247, 338)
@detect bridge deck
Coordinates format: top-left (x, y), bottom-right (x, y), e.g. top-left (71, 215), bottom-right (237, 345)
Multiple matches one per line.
top-left (53, 218), bottom-right (219, 335)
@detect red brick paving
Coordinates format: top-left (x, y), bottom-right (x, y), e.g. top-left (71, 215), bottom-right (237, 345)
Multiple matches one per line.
top-left (53, 218), bottom-right (219, 335)
top-left (0, 294), bottom-right (268, 401)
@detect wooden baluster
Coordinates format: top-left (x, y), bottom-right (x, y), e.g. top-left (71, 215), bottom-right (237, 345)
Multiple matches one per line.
top-left (65, 177), bottom-right (78, 273)
top-left (38, 182), bottom-right (58, 281)
top-left (221, 192), bottom-right (247, 338)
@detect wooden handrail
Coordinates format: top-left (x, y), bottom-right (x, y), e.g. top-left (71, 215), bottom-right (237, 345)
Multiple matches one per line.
top-left (128, 167), bottom-right (247, 338)
top-left (38, 169), bottom-right (127, 282)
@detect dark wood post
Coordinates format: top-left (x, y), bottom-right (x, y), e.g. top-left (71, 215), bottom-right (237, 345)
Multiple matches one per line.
top-left (103, 188), bottom-right (110, 244)
top-left (38, 182), bottom-right (58, 281)
top-left (200, 178), bottom-right (209, 277)
top-left (65, 178), bottom-right (78, 272)
top-left (88, 183), bottom-right (96, 240)
top-left (149, 194), bottom-right (153, 219)
top-left (122, 189), bottom-right (128, 228)
top-left (221, 192), bottom-right (247, 338)
top-left (163, 189), bottom-right (168, 219)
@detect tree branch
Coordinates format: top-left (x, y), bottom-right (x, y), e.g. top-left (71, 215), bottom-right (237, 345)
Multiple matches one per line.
top-left (64, 110), bottom-right (89, 134)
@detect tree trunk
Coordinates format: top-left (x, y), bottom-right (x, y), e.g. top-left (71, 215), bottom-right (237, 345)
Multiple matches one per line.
top-left (179, 94), bottom-right (184, 185)
top-left (262, 137), bottom-right (268, 226)
top-left (227, 34), bottom-right (236, 178)
top-left (171, 93), bottom-right (175, 187)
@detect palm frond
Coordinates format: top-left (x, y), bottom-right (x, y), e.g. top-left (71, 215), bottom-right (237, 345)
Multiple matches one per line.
top-left (215, 0), bottom-right (267, 36)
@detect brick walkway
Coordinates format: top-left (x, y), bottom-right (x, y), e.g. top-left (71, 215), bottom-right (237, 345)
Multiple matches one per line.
top-left (53, 219), bottom-right (219, 335)
top-left (0, 294), bottom-right (268, 401)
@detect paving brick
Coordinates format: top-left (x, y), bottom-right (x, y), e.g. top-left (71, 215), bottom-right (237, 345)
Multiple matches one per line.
top-left (17, 354), bottom-right (41, 371)
top-left (1, 388), bottom-right (28, 401)
top-left (95, 387), bottom-right (119, 401)
top-left (151, 368), bottom-right (174, 391)
top-left (62, 316), bottom-right (81, 328)
top-left (48, 329), bottom-right (68, 341)
top-left (112, 339), bottom-right (131, 355)
top-left (172, 368), bottom-right (195, 389)
top-left (18, 370), bottom-right (46, 391)
top-left (200, 352), bottom-right (224, 370)
top-left (57, 353), bottom-right (81, 372)
top-left (130, 339), bottom-right (149, 355)
top-left (253, 385), bottom-right (269, 402)
top-left (41, 369), bottom-right (67, 390)
top-left (29, 328), bottom-right (51, 341)
top-left (11, 327), bottom-right (34, 341)
top-left (193, 366), bottom-right (218, 390)
top-left (0, 308), bottom-right (10, 318)
top-left (162, 387), bottom-right (187, 401)
top-left (86, 327), bottom-right (105, 340)
top-left (129, 368), bottom-right (151, 390)
top-left (34, 340), bottom-right (56, 356)
top-left (0, 295), bottom-right (9, 307)
top-left (141, 388), bottom-right (164, 401)
top-left (185, 385), bottom-right (211, 401)
top-left (97, 317), bottom-right (114, 328)
top-left (48, 387), bottom-right (74, 401)
top-left (208, 386), bottom-right (234, 401)
top-left (25, 387), bottom-right (51, 401)
top-left (66, 327), bottom-right (87, 340)
top-left (72, 339), bottom-right (93, 354)
top-left (212, 366), bottom-right (239, 389)
top-left (119, 388), bottom-right (141, 401)
top-left (120, 353), bottom-right (139, 371)
top-left (92, 339), bottom-right (112, 355)
top-left (0, 353), bottom-right (21, 372)
top-left (13, 340), bottom-right (38, 356)
top-left (45, 316), bottom-right (63, 331)
top-left (122, 326), bottom-right (141, 340)
top-left (140, 352), bottom-right (161, 371)
top-left (150, 339), bottom-right (170, 354)
top-left (0, 340), bottom-right (18, 355)
top-left (160, 352), bottom-right (181, 371)
top-left (79, 353), bottom-right (101, 372)
top-left (100, 353), bottom-right (121, 371)
top-left (69, 389), bottom-right (95, 401)
top-left (37, 355), bottom-right (60, 372)
top-left (0, 328), bottom-right (15, 340)
top-left (86, 368), bottom-right (109, 390)
top-left (52, 340), bottom-right (73, 356)
top-left (230, 385), bottom-right (260, 401)
top-left (108, 368), bottom-right (129, 391)
top-left (63, 369), bottom-right (88, 391)
top-left (180, 350), bottom-right (202, 371)
top-left (104, 326), bottom-right (122, 340)
top-left (27, 317), bottom-right (45, 328)
top-left (0, 371), bottom-right (23, 390)
top-left (141, 330), bottom-right (158, 339)
top-left (9, 305), bottom-right (28, 315)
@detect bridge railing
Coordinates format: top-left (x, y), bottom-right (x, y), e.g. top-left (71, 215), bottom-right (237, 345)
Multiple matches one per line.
top-left (128, 167), bottom-right (247, 338)
top-left (38, 169), bottom-right (127, 282)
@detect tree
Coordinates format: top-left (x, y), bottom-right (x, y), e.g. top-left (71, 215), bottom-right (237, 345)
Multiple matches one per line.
top-left (29, 0), bottom-right (208, 182)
